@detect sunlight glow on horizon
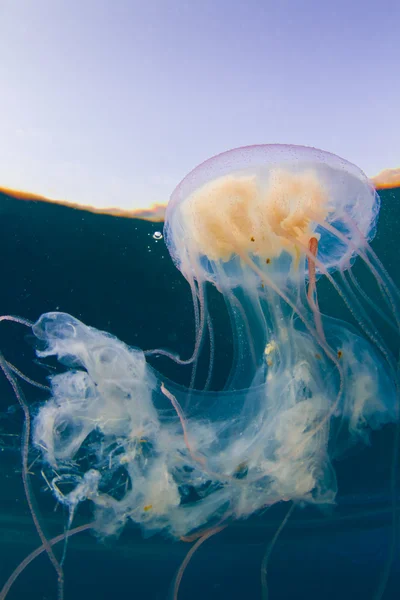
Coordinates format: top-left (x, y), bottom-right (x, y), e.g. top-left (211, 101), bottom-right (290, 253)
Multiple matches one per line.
top-left (1, 163), bottom-right (399, 223)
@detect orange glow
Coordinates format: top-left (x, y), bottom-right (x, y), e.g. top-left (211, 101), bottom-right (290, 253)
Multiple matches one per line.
top-left (0, 186), bottom-right (166, 222)
top-left (370, 167), bottom-right (400, 190)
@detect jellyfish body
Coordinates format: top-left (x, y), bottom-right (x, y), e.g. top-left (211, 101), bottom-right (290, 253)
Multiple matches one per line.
top-left (25, 145), bottom-right (397, 545)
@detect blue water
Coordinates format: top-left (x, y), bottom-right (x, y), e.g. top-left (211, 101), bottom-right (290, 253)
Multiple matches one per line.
top-left (0, 187), bottom-right (399, 599)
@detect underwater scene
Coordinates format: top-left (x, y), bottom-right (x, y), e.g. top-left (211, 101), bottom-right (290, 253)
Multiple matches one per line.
top-left (0, 145), bottom-right (399, 600)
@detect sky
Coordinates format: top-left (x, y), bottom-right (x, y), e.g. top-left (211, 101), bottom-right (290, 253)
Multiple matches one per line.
top-left (0, 0), bottom-right (399, 214)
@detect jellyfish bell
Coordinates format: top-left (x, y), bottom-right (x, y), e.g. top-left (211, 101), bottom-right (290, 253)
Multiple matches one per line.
top-left (0, 145), bottom-right (399, 600)
top-left (164, 144), bottom-right (379, 290)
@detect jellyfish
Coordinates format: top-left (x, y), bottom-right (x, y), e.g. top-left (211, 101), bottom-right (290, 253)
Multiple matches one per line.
top-left (0, 145), bottom-right (399, 600)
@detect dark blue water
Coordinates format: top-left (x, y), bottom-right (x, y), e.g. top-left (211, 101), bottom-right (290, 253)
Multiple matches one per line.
top-left (0, 188), bottom-right (399, 599)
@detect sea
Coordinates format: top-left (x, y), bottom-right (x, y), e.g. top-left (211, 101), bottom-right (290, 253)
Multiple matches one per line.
top-left (0, 186), bottom-right (399, 599)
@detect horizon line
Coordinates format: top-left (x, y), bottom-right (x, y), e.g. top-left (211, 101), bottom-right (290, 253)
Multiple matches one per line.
top-left (1, 166), bottom-right (399, 223)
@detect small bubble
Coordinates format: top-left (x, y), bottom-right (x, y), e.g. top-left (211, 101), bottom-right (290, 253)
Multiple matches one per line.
top-left (153, 231), bottom-right (163, 240)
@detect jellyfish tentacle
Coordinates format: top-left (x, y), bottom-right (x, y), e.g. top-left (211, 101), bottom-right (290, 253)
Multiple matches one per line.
top-left (172, 524), bottom-right (226, 600)
top-left (282, 229), bottom-right (397, 378)
top-left (161, 382), bottom-right (206, 468)
top-left (0, 347), bottom-right (65, 600)
top-left (304, 236), bottom-right (326, 344)
top-left (311, 213), bottom-right (400, 334)
top-left (236, 251), bottom-right (345, 456)
top-left (345, 267), bottom-right (398, 334)
top-left (203, 312), bottom-right (215, 390)
top-left (0, 315), bottom-right (34, 327)
top-left (261, 502), bottom-right (295, 600)
top-left (6, 360), bottom-right (50, 391)
top-left (0, 524), bottom-right (92, 600)
top-left (307, 237), bottom-right (318, 304)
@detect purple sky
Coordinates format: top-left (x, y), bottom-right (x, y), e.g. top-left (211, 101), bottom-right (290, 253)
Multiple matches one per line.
top-left (0, 0), bottom-right (399, 210)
